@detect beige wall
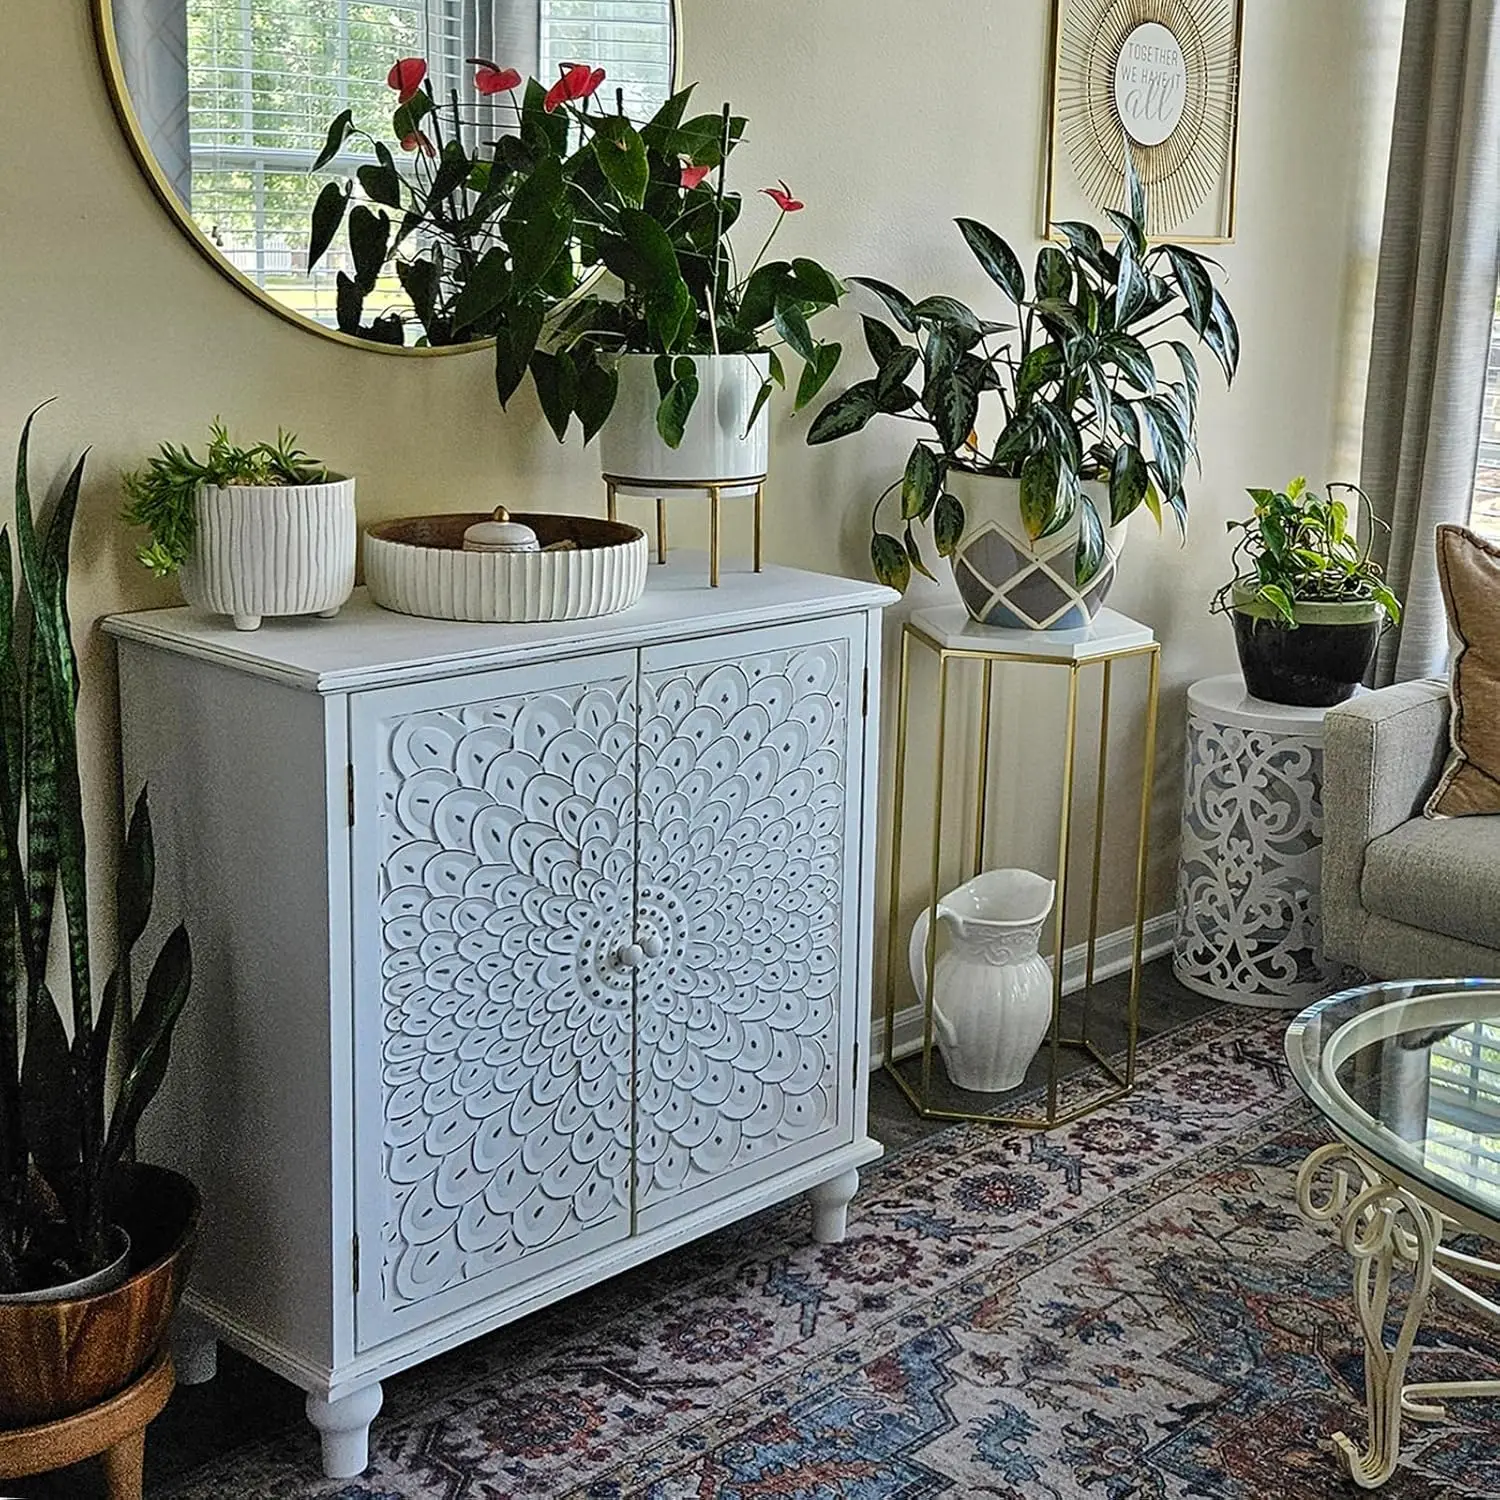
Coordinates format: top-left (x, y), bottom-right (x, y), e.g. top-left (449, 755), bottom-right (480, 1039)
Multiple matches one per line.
top-left (4, 2), bottom-right (1373, 997)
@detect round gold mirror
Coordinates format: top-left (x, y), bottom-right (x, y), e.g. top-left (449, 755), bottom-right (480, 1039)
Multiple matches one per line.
top-left (94, 0), bottom-right (681, 353)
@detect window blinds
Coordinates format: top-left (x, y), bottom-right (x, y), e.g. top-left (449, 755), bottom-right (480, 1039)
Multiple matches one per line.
top-left (182, 0), bottom-right (672, 331)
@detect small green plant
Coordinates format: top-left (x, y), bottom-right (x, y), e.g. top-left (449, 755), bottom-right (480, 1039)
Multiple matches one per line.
top-left (1210, 477), bottom-right (1402, 627)
top-left (122, 421), bottom-right (329, 577)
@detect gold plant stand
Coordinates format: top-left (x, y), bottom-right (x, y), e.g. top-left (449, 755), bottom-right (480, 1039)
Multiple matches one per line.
top-left (885, 605), bottom-right (1161, 1127)
top-left (604, 473), bottom-right (766, 586)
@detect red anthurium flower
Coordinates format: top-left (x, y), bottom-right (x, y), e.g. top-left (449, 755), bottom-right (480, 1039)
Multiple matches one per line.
top-left (474, 62), bottom-right (522, 95)
top-left (544, 63), bottom-right (606, 113)
top-left (681, 163), bottom-right (712, 190)
top-left (400, 130), bottom-right (436, 158)
top-left (386, 57), bottom-right (427, 105)
top-left (761, 181), bottom-right (804, 212)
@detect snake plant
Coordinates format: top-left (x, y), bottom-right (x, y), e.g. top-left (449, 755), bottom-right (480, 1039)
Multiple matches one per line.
top-left (0, 404), bottom-right (193, 1293)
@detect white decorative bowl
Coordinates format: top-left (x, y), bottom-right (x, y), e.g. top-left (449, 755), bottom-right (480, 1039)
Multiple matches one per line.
top-left (364, 513), bottom-right (649, 623)
top-left (180, 477), bottom-right (357, 632)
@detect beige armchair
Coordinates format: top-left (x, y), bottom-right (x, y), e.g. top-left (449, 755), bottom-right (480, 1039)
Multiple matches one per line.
top-left (1322, 678), bottom-right (1500, 977)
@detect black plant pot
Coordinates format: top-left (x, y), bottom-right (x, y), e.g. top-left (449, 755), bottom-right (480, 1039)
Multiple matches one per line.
top-left (1232, 604), bottom-right (1381, 707)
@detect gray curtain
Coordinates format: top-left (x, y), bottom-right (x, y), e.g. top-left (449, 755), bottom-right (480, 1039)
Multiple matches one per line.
top-left (1362, 0), bottom-right (1500, 684)
top-left (114, 0), bottom-right (192, 205)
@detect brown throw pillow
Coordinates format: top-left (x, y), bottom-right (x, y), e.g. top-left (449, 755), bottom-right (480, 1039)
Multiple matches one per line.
top-left (1426, 524), bottom-right (1500, 817)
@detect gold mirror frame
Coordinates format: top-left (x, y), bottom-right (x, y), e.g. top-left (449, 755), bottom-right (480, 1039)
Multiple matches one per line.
top-left (92, 0), bottom-right (683, 355)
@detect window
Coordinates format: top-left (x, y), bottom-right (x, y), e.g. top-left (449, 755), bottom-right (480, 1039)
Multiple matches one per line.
top-left (1471, 290), bottom-right (1500, 541)
top-left (178, 1), bottom-right (674, 333)
top-left (1425, 1023), bottom-right (1500, 1199)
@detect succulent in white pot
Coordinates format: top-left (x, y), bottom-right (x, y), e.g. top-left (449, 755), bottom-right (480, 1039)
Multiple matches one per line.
top-left (123, 422), bottom-right (355, 631)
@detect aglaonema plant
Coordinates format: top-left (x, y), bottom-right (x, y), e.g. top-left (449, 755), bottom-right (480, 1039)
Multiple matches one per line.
top-left (807, 155), bottom-right (1239, 591)
top-left (0, 403), bottom-right (192, 1293)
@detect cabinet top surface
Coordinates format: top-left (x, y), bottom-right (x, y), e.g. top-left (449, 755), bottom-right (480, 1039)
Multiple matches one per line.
top-left (103, 554), bottom-right (896, 693)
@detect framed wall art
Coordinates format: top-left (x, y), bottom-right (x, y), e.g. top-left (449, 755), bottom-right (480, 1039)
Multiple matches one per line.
top-left (1043, 0), bottom-right (1243, 244)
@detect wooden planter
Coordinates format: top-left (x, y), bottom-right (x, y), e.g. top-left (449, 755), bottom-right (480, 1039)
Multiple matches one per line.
top-left (0, 1164), bottom-right (198, 1425)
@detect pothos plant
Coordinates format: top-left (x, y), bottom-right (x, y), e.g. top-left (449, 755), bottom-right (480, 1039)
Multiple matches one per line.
top-left (309, 59), bottom-right (845, 445)
top-left (807, 156), bottom-right (1240, 592)
top-left (1, 405), bottom-right (193, 1292)
top-left (1210, 477), bottom-right (1402, 626)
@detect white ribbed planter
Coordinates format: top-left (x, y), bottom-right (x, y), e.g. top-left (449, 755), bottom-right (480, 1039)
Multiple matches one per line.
top-left (599, 353), bottom-right (769, 497)
top-left (365, 513), bottom-right (648, 623)
top-left (179, 477), bottom-right (356, 631)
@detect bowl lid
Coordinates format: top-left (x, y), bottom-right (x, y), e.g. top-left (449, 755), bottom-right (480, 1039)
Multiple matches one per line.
top-left (464, 507), bottom-right (539, 551)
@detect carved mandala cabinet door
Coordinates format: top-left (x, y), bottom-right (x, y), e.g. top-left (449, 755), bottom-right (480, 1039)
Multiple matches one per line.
top-left (350, 652), bottom-right (641, 1348)
top-left (634, 619), bottom-right (866, 1229)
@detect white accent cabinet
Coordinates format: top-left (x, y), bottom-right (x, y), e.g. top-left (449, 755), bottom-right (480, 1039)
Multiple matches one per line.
top-left (105, 559), bottom-right (893, 1478)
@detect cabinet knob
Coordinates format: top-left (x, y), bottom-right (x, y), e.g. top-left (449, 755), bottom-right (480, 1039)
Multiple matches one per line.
top-left (618, 943), bottom-right (646, 969)
top-left (642, 933), bottom-right (666, 960)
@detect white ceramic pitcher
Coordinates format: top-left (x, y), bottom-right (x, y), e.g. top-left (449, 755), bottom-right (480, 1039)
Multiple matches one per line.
top-left (908, 868), bottom-right (1056, 1092)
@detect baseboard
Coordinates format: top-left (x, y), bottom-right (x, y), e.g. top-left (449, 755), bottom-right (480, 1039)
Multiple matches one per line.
top-left (868, 911), bottom-right (1177, 1067)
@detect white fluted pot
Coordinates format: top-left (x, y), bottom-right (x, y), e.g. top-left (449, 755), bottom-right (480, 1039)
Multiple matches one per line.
top-left (599, 353), bottom-right (769, 497)
top-left (179, 477), bottom-right (357, 631)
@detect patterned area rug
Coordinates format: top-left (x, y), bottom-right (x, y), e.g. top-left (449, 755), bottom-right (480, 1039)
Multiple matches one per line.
top-left (161, 1007), bottom-right (1500, 1499)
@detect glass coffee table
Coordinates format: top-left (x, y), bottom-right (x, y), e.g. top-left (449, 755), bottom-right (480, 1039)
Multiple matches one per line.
top-left (1287, 979), bottom-right (1500, 1489)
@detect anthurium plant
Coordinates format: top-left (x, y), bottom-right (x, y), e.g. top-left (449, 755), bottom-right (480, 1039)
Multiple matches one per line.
top-left (1, 405), bottom-right (193, 1292)
top-left (1210, 477), bottom-right (1401, 626)
top-left (806, 158), bottom-right (1240, 592)
top-left (308, 59), bottom-right (845, 446)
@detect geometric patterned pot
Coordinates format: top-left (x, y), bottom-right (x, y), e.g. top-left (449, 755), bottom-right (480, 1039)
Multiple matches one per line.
top-left (947, 471), bottom-right (1127, 631)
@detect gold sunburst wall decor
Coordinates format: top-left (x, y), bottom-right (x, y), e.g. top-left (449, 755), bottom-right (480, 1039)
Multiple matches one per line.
top-left (1044, 0), bottom-right (1242, 243)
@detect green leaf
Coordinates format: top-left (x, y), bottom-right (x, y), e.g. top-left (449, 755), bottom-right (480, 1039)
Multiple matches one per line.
top-left (1104, 334), bottom-right (1157, 393)
top-left (875, 346), bottom-right (920, 406)
top-left (931, 371), bottom-right (980, 456)
top-left (575, 356), bottom-right (619, 444)
top-left (655, 357), bottom-right (701, 448)
top-left (870, 531), bottom-right (911, 592)
top-left (1017, 345), bottom-right (1063, 399)
top-left (1034, 245), bottom-right (1072, 300)
top-left (1204, 287), bottom-right (1241, 381)
top-left (738, 261), bottom-right (793, 332)
top-left (901, 445), bottom-right (941, 520)
top-left (1075, 492), bottom-right (1106, 586)
top-left (530, 350), bottom-right (579, 442)
top-left (308, 182), bottom-right (349, 272)
top-left (1019, 451), bottom-right (1061, 540)
top-left (1163, 247), bottom-right (1214, 336)
top-left (806, 381), bottom-right (882, 444)
top-left (1168, 340), bottom-right (1200, 410)
top-left (790, 257), bottom-right (844, 308)
top-left (850, 276), bottom-right (918, 332)
top-left (335, 272), bottom-right (364, 334)
top-left (1259, 583), bottom-right (1297, 625)
top-left (427, 140), bottom-right (471, 206)
top-left (793, 342), bottom-right (842, 412)
top-left (933, 492), bottom-right (965, 557)
top-left (117, 785), bottom-right (154, 957)
top-left (391, 91), bottom-right (433, 141)
top-left (1125, 146), bottom-right (1146, 232)
top-left (912, 295), bottom-right (981, 334)
top-left (101, 924), bottom-right (192, 1181)
top-left (396, 257), bottom-right (441, 329)
top-left (774, 301), bottom-right (815, 362)
top-left (493, 305), bottom-right (545, 406)
top-left (955, 218), bottom-right (1025, 302)
top-left (450, 247), bottom-right (512, 333)
top-left (312, 109), bottom-right (354, 171)
top-left (592, 116), bottom-right (650, 206)
top-left (1053, 220), bottom-right (1115, 275)
top-left (904, 524), bottom-right (936, 581)
top-left (357, 146), bottom-right (403, 210)
top-left (347, 205), bottom-right (390, 294)
top-left (863, 317), bottom-right (902, 368)
top-left (1108, 444), bottom-right (1148, 525)
top-left (1104, 208), bottom-right (1146, 259)
top-left (768, 349), bottom-right (786, 388)
top-left (1113, 237), bottom-right (1148, 327)
top-left (744, 378), bottom-right (775, 438)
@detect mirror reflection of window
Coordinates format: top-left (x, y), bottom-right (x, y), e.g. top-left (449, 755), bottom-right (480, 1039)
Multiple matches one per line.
top-left (116, 1), bottom-right (674, 336)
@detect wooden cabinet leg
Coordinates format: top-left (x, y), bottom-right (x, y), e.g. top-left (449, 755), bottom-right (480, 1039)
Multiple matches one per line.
top-left (306, 1381), bottom-right (383, 1479)
top-left (807, 1167), bottom-right (860, 1244)
top-left (99, 1429), bottom-right (146, 1500)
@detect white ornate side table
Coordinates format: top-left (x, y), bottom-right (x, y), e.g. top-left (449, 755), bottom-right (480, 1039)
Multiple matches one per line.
top-left (1287, 981), bottom-right (1500, 1489)
top-left (1173, 673), bottom-right (1347, 1007)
